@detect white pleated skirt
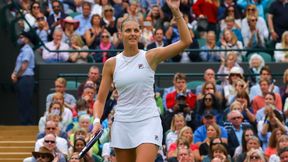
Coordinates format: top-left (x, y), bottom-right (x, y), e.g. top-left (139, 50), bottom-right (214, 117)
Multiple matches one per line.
top-left (110, 116), bottom-right (163, 149)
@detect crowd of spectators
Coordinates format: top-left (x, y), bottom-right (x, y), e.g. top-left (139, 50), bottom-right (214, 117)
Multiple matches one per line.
top-left (10, 0), bottom-right (288, 64)
top-left (19, 63), bottom-right (288, 162)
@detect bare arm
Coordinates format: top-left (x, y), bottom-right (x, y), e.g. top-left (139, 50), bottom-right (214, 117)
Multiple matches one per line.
top-left (146, 0), bottom-right (192, 70)
top-left (92, 58), bottom-right (115, 134)
top-left (267, 14), bottom-right (278, 41)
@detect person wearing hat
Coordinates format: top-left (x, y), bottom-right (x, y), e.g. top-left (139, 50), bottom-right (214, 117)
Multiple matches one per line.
top-left (61, 16), bottom-right (80, 44)
top-left (223, 66), bottom-right (245, 107)
top-left (11, 31), bottom-right (36, 125)
top-left (32, 146), bottom-right (54, 162)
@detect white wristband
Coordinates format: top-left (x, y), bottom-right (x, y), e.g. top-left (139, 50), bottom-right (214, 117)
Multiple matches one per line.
top-left (93, 117), bottom-right (100, 126)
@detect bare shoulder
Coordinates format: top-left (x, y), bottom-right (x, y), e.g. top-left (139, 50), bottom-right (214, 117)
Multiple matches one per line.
top-left (103, 56), bottom-right (116, 76)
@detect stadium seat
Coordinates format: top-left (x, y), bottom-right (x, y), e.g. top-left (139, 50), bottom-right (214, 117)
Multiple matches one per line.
top-left (187, 80), bottom-right (204, 91)
top-left (66, 80), bottom-right (81, 90)
top-left (247, 52), bottom-right (273, 62)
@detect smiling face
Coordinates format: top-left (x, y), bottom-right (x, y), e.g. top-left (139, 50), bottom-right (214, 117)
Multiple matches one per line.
top-left (121, 20), bottom-right (141, 47)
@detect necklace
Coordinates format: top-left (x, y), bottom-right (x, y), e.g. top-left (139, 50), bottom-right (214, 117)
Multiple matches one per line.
top-left (121, 52), bottom-right (140, 64)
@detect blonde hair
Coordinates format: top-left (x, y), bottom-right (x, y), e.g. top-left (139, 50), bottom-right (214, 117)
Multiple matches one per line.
top-left (281, 31), bottom-right (288, 55)
top-left (179, 126), bottom-right (193, 143)
top-left (245, 149), bottom-right (265, 162)
top-left (230, 100), bottom-right (242, 111)
top-left (170, 113), bottom-right (185, 131)
top-left (223, 29), bottom-right (238, 45)
top-left (283, 69), bottom-right (288, 84)
top-left (55, 77), bottom-right (66, 86)
top-left (207, 123), bottom-right (221, 138)
top-left (71, 34), bottom-right (85, 47)
top-left (245, 4), bottom-right (258, 17)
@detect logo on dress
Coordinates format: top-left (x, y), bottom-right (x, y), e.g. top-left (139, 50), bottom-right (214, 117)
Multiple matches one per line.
top-left (154, 135), bottom-right (159, 141)
top-left (138, 64), bottom-right (144, 69)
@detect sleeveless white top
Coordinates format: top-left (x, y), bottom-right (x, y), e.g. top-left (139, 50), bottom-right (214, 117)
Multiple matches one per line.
top-left (113, 50), bottom-right (160, 122)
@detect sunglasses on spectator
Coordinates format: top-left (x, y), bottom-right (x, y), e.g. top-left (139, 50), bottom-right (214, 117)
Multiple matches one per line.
top-left (237, 84), bottom-right (244, 88)
top-left (35, 155), bottom-right (50, 159)
top-left (46, 127), bottom-right (56, 130)
top-left (250, 155), bottom-right (260, 160)
top-left (232, 116), bottom-right (242, 120)
top-left (44, 140), bottom-right (55, 144)
top-left (33, 6), bottom-right (40, 9)
top-left (204, 98), bottom-right (212, 101)
top-left (102, 35), bottom-right (109, 38)
top-left (247, 8), bottom-right (256, 11)
top-left (230, 73), bottom-right (241, 77)
top-left (37, 17), bottom-right (45, 21)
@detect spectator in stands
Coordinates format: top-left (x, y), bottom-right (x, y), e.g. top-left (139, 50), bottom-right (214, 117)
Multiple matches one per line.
top-left (248, 53), bottom-right (265, 86)
top-left (42, 28), bottom-right (70, 63)
top-left (252, 78), bottom-right (282, 114)
top-left (168, 126), bottom-right (200, 161)
top-left (84, 14), bottom-right (103, 49)
top-left (243, 148), bottom-right (265, 162)
top-left (223, 67), bottom-right (244, 104)
top-left (217, 52), bottom-right (243, 86)
top-left (226, 110), bottom-right (252, 157)
top-left (140, 0), bottom-right (165, 14)
top-left (18, 0), bottom-right (32, 14)
top-left (68, 152), bottom-right (82, 162)
top-left (256, 92), bottom-right (281, 122)
top-left (70, 137), bottom-right (94, 162)
top-left (192, 0), bottom-right (219, 32)
top-left (111, 17), bottom-right (124, 49)
top-left (220, 29), bottom-right (244, 62)
top-left (221, 16), bottom-right (243, 43)
top-left (196, 94), bottom-right (223, 125)
top-left (275, 31), bottom-right (288, 63)
top-left (281, 69), bottom-right (288, 107)
top-left (257, 109), bottom-right (287, 150)
top-left (199, 123), bottom-right (221, 159)
top-left (32, 146), bottom-right (54, 162)
top-left (167, 137), bottom-right (189, 159)
top-left (165, 113), bottom-right (186, 150)
top-left (196, 81), bottom-right (223, 108)
top-left (250, 66), bottom-right (280, 100)
top-left (202, 143), bottom-right (230, 162)
top-left (265, 128), bottom-right (285, 158)
top-left (267, 0), bottom-right (288, 43)
top-left (37, 120), bottom-right (68, 140)
top-left (195, 68), bottom-right (223, 95)
top-left (233, 128), bottom-right (256, 160)
top-left (60, 16), bottom-right (80, 44)
top-left (141, 17), bottom-right (154, 48)
top-left (93, 30), bottom-right (116, 63)
top-left (218, 1), bottom-right (242, 29)
top-left (122, 1), bottom-right (144, 27)
top-left (269, 135), bottom-right (288, 162)
top-left (194, 112), bottom-right (228, 146)
top-left (145, 5), bottom-right (164, 29)
top-left (35, 13), bottom-right (49, 44)
top-left (199, 31), bottom-right (221, 62)
top-left (46, 77), bottom-right (76, 110)
top-left (11, 31), bottom-right (36, 125)
top-left (77, 66), bottom-right (100, 98)
top-left (101, 5), bottom-right (117, 35)
top-left (241, 4), bottom-right (269, 41)
top-left (47, 1), bottom-right (67, 36)
top-left (69, 34), bottom-right (92, 63)
top-left (146, 28), bottom-right (168, 51)
top-left (237, 0), bottom-right (269, 19)
top-left (218, 4), bottom-right (242, 31)
top-left (42, 100), bottom-right (73, 131)
top-left (74, 2), bottom-right (92, 36)
top-left (236, 136), bottom-right (262, 162)
top-left (175, 146), bottom-right (195, 162)
top-left (35, 133), bottom-right (68, 157)
top-left (242, 15), bottom-right (266, 49)
top-left (23, 2), bottom-right (42, 31)
top-left (278, 147), bottom-right (288, 162)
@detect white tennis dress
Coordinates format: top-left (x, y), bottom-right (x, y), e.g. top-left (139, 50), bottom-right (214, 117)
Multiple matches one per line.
top-left (111, 50), bottom-right (163, 148)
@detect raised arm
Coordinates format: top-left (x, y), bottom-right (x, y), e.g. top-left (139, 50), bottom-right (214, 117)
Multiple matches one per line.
top-left (146, 0), bottom-right (192, 70)
top-left (92, 58), bottom-right (115, 134)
